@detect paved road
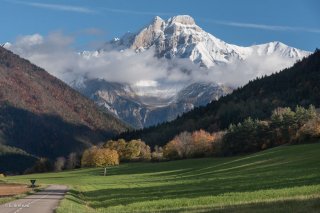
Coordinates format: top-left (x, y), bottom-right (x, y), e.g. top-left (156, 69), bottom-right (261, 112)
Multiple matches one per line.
top-left (0, 185), bottom-right (68, 213)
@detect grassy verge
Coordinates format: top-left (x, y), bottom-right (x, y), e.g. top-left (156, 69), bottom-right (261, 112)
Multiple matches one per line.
top-left (5, 143), bottom-right (320, 212)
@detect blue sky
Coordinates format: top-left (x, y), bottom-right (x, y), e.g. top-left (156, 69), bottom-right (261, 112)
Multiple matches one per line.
top-left (1, 0), bottom-right (319, 51)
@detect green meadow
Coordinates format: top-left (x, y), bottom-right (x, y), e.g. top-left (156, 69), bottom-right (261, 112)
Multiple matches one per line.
top-left (3, 143), bottom-right (320, 212)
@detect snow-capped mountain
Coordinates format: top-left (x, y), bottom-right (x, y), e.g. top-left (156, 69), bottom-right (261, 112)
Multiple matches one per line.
top-left (74, 15), bottom-right (310, 128)
top-left (3, 15), bottom-right (310, 129)
top-left (104, 15), bottom-right (309, 67)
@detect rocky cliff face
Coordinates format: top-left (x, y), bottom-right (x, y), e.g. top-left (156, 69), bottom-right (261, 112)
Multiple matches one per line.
top-left (73, 79), bottom-right (231, 129)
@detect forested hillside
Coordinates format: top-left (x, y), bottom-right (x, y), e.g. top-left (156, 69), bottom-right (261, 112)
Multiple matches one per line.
top-left (0, 47), bottom-right (128, 173)
top-left (119, 49), bottom-right (320, 147)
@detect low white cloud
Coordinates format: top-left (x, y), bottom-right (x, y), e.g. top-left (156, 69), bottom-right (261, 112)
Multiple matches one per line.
top-left (15, 34), bottom-right (43, 46)
top-left (7, 32), bottom-right (299, 89)
top-left (204, 54), bottom-right (296, 86)
top-left (134, 80), bottom-right (159, 87)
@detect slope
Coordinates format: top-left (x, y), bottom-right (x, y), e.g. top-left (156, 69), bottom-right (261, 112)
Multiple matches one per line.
top-left (5, 143), bottom-right (320, 212)
top-left (0, 47), bottom-right (128, 168)
top-left (119, 49), bottom-right (320, 147)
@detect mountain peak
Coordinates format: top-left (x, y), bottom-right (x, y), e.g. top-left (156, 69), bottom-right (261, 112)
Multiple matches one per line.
top-left (168, 15), bottom-right (196, 25)
top-left (153, 16), bottom-right (164, 22)
top-left (105, 14), bottom-right (310, 67)
top-left (148, 16), bottom-right (165, 31)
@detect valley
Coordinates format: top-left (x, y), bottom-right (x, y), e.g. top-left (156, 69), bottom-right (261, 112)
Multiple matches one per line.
top-left (0, 1), bottom-right (319, 212)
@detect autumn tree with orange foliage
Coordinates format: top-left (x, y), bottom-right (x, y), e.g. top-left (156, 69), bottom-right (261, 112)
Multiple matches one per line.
top-left (104, 139), bottom-right (151, 162)
top-left (81, 147), bottom-right (119, 167)
top-left (104, 139), bottom-right (127, 161)
top-left (192, 130), bottom-right (214, 157)
top-left (164, 130), bottom-right (224, 159)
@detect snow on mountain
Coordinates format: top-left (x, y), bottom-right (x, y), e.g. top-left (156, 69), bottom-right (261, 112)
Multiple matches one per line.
top-left (251, 41), bottom-right (307, 58)
top-left (76, 15), bottom-right (310, 128)
top-left (105, 15), bottom-right (310, 68)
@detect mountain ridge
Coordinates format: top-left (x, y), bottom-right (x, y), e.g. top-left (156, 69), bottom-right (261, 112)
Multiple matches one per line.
top-left (106, 15), bottom-right (310, 67)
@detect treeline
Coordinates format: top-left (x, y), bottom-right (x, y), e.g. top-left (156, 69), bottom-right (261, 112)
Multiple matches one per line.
top-left (81, 139), bottom-right (155, 167)
top-left (222, 105), bottom-right (319, 156)
top-left (22, 106), bottom-right (320, 172)
top-left (78, 105), bottom-right (320, 165)
top-left (24, 139), bottom-right (155, 173)
top-left (162, 105), bottom-right (320, 160)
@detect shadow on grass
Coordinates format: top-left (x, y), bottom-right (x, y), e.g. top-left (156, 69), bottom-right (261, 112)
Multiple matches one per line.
top-left (192, 196), bottom-right (320, 213)
top-left (83, 175), bottom-right (320, 209)
top-left (59, 143), bottom-right (320, 211)
top-left (80, 144), bottom-right (320, 209)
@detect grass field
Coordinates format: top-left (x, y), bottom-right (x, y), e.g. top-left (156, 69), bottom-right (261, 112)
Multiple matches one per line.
top-left (3, 143), bottom-right (320, 212)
